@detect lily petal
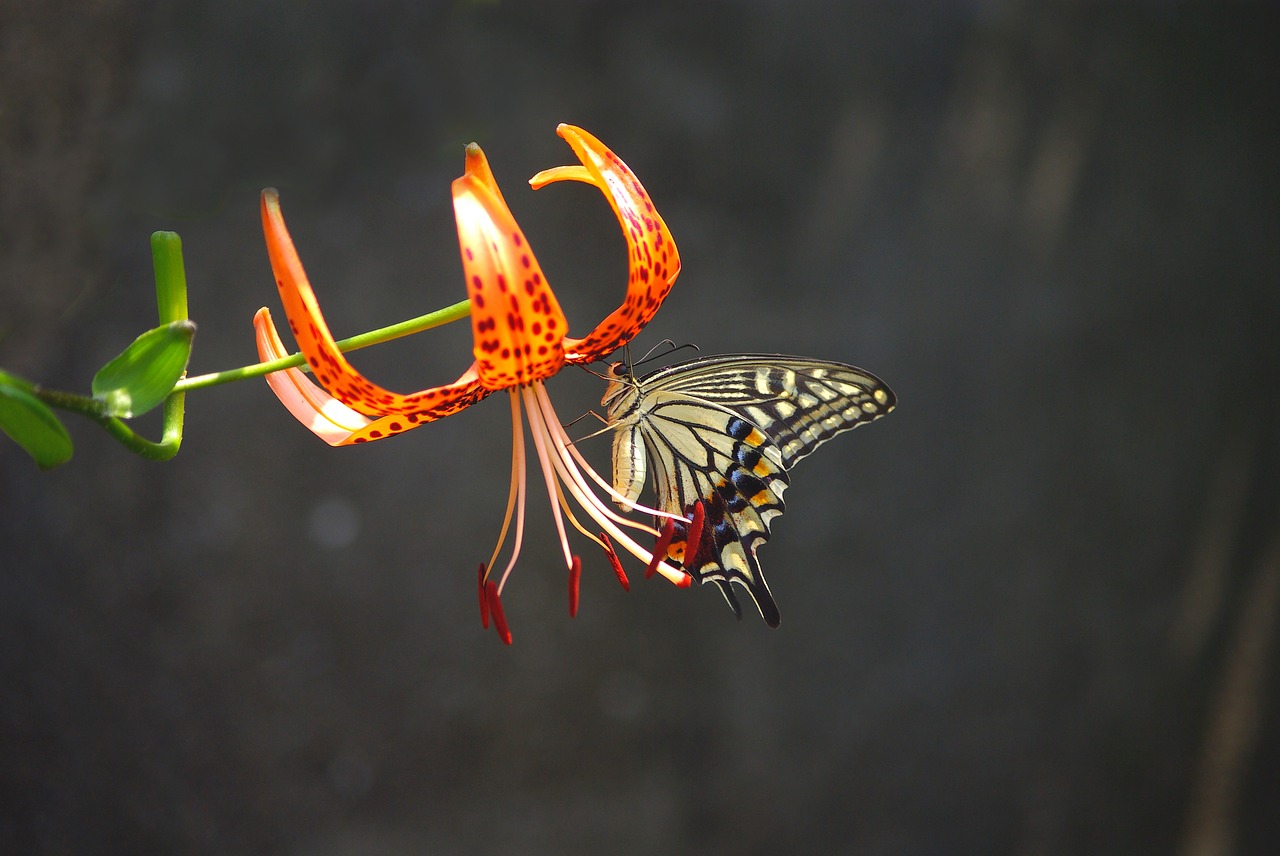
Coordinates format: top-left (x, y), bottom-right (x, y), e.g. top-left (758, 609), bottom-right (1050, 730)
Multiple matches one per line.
top-left (453, 144), bottom-right (569, 389)
top-left (254, 307), bottom-right (373, 445)
top-left (530, 124), bottom-right (681, 364)
top-left (260, 189), bottom-right (488, 430)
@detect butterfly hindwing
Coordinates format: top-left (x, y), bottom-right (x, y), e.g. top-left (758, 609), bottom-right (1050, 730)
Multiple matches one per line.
top-left (640, 396), bottom-right (788, 547)
top-left (603, 353), bottom-right (895, 626)
top-left (637, 399), bottom-right (789, 626)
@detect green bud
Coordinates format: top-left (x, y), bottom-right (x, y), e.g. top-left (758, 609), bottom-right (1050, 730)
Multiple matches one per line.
top-left (151, 231), bottom-right (188, 324)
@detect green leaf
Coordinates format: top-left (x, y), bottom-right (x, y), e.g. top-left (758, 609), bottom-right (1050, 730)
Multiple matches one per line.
top-left (0, 381), bottom-right (74, 469)
top-left (92, 320), bottom-right (197, 418)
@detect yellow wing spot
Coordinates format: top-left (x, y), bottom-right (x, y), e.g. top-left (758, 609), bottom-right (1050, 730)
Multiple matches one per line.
top-left (873, 389), bottom-right (890, 405)
top-left (744, 406), bottom-right (772, 428)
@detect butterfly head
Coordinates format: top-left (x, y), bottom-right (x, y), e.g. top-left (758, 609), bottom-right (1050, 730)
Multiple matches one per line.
top-left (600, 360), bottom-right (640, 416)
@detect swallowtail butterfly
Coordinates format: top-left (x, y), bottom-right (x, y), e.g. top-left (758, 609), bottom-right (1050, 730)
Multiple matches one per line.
top-left (602, 354), bottom-right (895, 626)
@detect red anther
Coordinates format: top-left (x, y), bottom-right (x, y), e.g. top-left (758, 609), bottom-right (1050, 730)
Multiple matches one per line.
top-left (681, 501), bottom-right (705, 571)
top-left (676, 571), bottom-right (694, 588)
top-left (568, 555), bottom-right (582, 618)
top-left (478, 564), bottom-right (490, 629)
top-left (485, 581), bottom-right (512, 645)
top-left (599, 532), bottom-right (630, 591)
top-left (646, 518), bottom-right (676, 579)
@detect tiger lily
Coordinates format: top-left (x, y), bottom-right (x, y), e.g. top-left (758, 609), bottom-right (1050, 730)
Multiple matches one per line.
top-left (254, 124), bottom-right (690, 643)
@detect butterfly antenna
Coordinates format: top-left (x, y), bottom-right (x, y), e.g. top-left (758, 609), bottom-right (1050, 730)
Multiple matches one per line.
top-left (634, 340), bottom-right (700, 368)
top-left (635, 339), bottom-right (676, 364)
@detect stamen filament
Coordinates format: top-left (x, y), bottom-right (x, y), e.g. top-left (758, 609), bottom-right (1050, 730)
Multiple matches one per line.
top-left (542, 391), bottom-right (684, 523)
top-left (496, 391), bottom-right (529, 594)
top-left (521, 386), bottom-right (575, 568)
top-left (485, 390), bottom-right (525, 576)
top-left (528, 383), bottom-right (690, 586)
top-left (551, 477), bottom-right (606, 549)
top-left (531, 385), bottom-right (665, 536)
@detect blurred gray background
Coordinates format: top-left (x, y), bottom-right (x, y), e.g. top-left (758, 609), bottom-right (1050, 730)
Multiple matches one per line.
top-left (2, 2), bottom-right (1278, 854)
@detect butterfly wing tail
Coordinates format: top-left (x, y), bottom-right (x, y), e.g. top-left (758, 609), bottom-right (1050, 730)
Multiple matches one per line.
top-left (662, 494), bottom-right (782, 627)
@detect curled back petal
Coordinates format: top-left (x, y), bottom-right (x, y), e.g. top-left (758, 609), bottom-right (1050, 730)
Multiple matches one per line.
top-left (453, 144), bottom-right (569, 390)
top-left (254, 307), bottom-right (488, 445)
top-left (255, 307), bottom-right (373, 445)
top-left (530, 124), bottom-right (681, 365)
top-left (260, 189), bottom-right (487, 428)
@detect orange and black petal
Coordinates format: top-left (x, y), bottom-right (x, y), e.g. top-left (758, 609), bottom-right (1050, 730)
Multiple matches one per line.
top-left (530, 124), bottom-right (681, 365)
top-left (261, 189), bottom-right (487, 429)
top-left (453, 144), bottom-right (569, 390)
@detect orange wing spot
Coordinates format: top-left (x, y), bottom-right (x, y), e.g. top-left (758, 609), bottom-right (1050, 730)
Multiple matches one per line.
top-left (753, 459), bottom-right (774, 478)
top-left (745, 428), bottom-right (767, 447)
top-left (453, 147), bottom-right (567, 390)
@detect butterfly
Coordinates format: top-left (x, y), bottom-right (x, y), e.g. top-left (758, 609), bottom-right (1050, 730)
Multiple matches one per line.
top-left (601, 353), bottom-right (895, 626)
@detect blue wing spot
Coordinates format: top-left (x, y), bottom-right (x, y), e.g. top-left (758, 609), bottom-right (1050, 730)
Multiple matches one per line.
top-left (730, 468), bottom-right (767, 499)
top-left (714, 519), bottom-right (739, 544)
top-left (735, 445), bottom-right (762, 470)
top-left (727, 417), bottom-right (754, 441)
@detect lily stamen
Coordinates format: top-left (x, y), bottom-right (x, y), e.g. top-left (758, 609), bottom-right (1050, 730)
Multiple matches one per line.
top-left (528, 383), bottom-right (689, 585)
top-left (485, 389), bottom-right (528, 586)
top-left (520, 385), bottom-right (579, 576)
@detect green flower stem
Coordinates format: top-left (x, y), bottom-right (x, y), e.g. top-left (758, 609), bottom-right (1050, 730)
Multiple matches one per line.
top-left (171, 298), bottom-right (472, 394)
top-left (24, 382), bottom-right (181, 460)
top-left (4, 224), bottom-right (469, 464)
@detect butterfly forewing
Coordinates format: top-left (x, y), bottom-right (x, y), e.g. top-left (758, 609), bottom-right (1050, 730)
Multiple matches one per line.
top-left (634, 355), bottom-right (895, 467)
top-left (604, 353), bottom-right (895, 626)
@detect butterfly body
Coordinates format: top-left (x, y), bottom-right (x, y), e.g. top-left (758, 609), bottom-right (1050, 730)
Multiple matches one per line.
top-left (602, 354), bottom-right (895, 626)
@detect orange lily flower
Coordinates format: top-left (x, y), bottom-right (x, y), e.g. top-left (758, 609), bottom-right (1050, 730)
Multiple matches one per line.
top-left (254, 124), bottom-right (690, 643)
